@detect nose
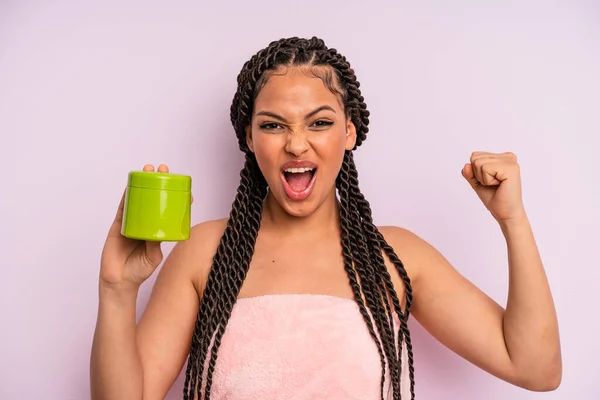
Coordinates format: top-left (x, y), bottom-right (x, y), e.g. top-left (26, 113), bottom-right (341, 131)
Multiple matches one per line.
top-left (285, 130), bottom-right (309, 157)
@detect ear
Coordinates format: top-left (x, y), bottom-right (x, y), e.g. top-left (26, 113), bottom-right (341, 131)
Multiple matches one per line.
top-left (245, 125), bottom-right (254, 153)
top-left (344, 119), bottom-right (357, 150)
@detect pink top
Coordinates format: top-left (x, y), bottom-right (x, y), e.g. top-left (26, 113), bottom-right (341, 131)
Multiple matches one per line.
top-left (202, 294), bottom-right (411, 399)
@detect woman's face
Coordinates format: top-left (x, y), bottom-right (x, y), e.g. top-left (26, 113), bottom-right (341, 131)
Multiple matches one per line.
top-left (246, 67), bottom-right (357, 218)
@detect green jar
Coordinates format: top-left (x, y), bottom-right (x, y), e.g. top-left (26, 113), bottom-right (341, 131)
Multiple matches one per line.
top-left (121, 171), bottom-right (192, 241)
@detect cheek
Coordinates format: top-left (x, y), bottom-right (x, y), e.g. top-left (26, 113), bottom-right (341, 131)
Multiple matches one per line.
top-left (252, 137), bottom-right (282, 175)
top-left (314, 133), bottom-right (347, 160)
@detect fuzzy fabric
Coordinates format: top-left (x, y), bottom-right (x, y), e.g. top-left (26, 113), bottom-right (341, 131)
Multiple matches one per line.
top-left (199, 293), bottom-right (411, 399)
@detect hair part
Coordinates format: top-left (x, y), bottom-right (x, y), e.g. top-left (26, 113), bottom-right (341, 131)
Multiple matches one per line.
top-left (183, 36), bottom-right (416, 400)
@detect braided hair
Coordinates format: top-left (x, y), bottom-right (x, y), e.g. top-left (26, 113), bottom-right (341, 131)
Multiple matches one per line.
top-left (183, 36), bottom-right (416, 400)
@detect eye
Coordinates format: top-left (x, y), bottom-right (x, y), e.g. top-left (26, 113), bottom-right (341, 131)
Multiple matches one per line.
top-left (259, 123), bottom-right (283, 131)
top-left (311, 120), bottom-right (334, 129)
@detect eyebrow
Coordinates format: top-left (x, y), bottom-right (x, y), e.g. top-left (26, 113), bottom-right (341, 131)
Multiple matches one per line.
top-left (255, 105), bottom-right (336, 123)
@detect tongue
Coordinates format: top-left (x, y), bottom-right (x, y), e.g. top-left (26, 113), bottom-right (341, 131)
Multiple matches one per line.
top-left (286, 171), bottom-right (312, 192)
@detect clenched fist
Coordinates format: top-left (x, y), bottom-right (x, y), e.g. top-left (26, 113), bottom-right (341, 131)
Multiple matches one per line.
top-left (462, 152), bottom-right (526, 223)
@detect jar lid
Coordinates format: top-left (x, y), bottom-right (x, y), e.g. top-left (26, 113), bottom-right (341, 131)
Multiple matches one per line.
top-left (127, 171), bottom-right (192, 192)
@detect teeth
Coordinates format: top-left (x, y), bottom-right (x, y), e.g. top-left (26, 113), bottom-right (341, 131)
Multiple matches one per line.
top-left (284, 167), bottom-right (314, 173)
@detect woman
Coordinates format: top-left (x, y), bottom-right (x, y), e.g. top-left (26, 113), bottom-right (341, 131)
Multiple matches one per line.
top-left (90, 37), bottom-right (561, 400)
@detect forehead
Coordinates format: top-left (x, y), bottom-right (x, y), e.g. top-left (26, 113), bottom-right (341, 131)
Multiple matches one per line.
top-left (253, 69), bottom-right (343, 114)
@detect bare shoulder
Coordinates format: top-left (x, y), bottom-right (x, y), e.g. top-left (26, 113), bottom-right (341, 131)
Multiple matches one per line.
top-left (149, 217), bottom-right (228, 300)
top-left (143, 217), bottom-right (228, 306)
top-left (177, 218), bottom-right (228, 292)
top-left (377, 225), bottom-right (446, 289)
top-left (186, 218), bottom-right (228, 255)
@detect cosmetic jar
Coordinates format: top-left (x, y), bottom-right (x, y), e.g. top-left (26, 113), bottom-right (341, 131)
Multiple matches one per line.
top-left (121, 171), bottom-right (192, 241)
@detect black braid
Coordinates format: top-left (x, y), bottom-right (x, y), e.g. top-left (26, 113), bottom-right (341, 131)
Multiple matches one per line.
top-left (183, 36), bottom-right (416, 399)
top-left (338, 152), bottom-right (402, 398)
top-left (346, 152), bottom-right (417, 399)
top-left (337, 153), bottom-right (390, 399)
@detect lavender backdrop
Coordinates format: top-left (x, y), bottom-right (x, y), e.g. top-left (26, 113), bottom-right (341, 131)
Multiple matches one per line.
top-left (2, 1), bottom-right (598, 399)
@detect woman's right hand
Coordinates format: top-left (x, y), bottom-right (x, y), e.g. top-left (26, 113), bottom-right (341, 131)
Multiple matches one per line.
top-left (99, 164), bottom-right (169, 291)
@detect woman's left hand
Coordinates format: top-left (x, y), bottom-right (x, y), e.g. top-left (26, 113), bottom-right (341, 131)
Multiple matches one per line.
top-left (462, 151), bottom-right (527, 223)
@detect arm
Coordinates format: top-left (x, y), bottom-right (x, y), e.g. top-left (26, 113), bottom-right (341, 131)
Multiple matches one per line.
top-left (90, 282), bottom-right (145, 400)
top-left (386, 221), bottom-right (560, 391)
top-left (90, 220), bottom-right (224, 400)
top-left (385, 152), bottom-right (561, 391)
top-left (499, 215), bottom-right (561, 388)
top-left (90, 235), bottom-right (199, 400)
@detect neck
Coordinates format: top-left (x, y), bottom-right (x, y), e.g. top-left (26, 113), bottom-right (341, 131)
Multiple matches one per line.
top-left (261, 189), bottom-right (340, 237)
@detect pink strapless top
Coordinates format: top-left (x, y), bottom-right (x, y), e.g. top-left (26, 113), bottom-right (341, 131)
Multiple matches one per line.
top-left (202, 294), bottom-right (411, 399)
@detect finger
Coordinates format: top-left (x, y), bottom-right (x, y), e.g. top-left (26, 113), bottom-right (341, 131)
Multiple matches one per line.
top-left (471, 152), bottom-right (516, 162)
top-left (144, 241), bottom-right (164, 268)
top-left (157, 164), bottom-right (169, 173)
top-left (473, 156), bottom-right (503, 183)
top-left (470, 157), bottom-right (487, 184)
top-left (482, 164), bottom-right (500, 186)
top-left (191, 193), bottom-right (194, 204)
top-left (107, 188), bottom-right (128, 238)
top-left (470, 153), bottom-right (501, 167)
top-left (462, 163), bottom-right (480, 188)
top-left (114, 188), bottom-right (127, 222)
top-left (470, 151), bottom-right (488, 161)
top-left (480, 162), bottom-right (502, 186)
top-left (470, 152), bottom-right (495, 164)
top-left (143, 164), bottom-right (155, 172)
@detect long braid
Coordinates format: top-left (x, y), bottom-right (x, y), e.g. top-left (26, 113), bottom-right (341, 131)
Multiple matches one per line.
top-left (346, 151), bottom-right (416, 399)
top-left (337, 153), bottom-right (389, 399)
top-left (340, 151), bottom-right (417, 399)
top-left (379, 237), bottom-right (417, 399)
top-left (183, 154), bottom-right (266, 399)
top-left (183, 36), bottom-right (416, 399)
top-left (202, 155), bottom-right (267, 399)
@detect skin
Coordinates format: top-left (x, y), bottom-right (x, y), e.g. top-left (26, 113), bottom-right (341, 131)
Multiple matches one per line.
top-left (90, 68), bottom-right (562, 400)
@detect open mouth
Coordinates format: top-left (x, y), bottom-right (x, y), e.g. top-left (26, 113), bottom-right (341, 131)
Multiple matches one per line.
top-left (280, 162), bottom-right (318, 201)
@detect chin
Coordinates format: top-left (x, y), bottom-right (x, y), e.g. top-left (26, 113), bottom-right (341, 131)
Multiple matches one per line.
top-left (281, 198), bottom-right (320, 218)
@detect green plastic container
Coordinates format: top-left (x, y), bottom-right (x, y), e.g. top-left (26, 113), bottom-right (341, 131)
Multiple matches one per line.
top-left (121, 171), bottom-right (192, 241)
